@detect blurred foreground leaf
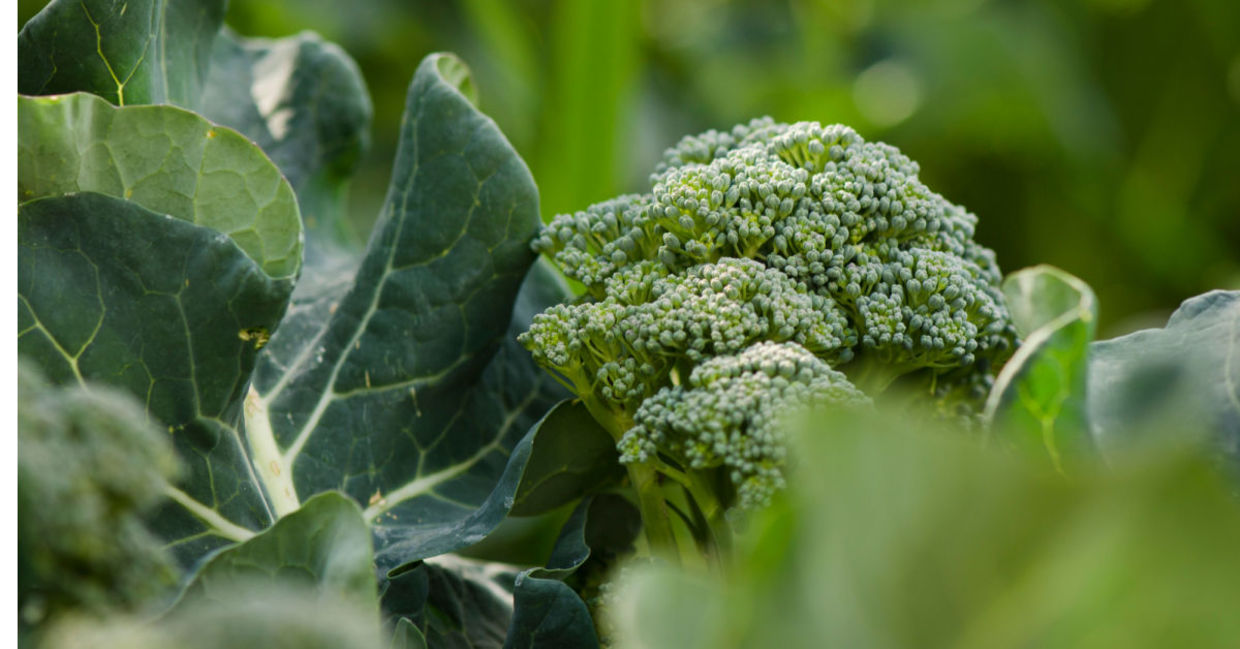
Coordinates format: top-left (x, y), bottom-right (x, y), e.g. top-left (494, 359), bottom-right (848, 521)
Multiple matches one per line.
top-left (614, 410), bottom-right (1240, 648)
top-left (43, 582), bottom-right (385, 649)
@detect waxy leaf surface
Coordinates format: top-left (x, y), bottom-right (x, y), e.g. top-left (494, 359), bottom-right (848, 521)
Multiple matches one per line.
top-left (245, 53), bottom-right (554, 573)
top-left (199, 28), bottom-right (373, 251)
top-left (18, 0), bottom-right (225, 107)
top-left (18, 193), bottom-right (291, 560)
top-left (18, 92), bottom-right (302, 282)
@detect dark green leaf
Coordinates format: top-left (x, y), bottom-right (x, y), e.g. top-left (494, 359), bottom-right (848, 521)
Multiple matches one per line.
top-left (18, 192), bottom-right (291, 561)
top-left (242, 53), bottom-right (547, 570)
top-left (198, 28), bottom-right (373, 251)
top-left (18, 92), bottom-right (303, 282)
top-left (504, 574), bottom-right (599, 649)
top-left (18, 0), bottom-right (225, 107)
top-left (534, 494), bottom-right (641, 578)
top-left (985, 265), bottom-right (1098, 471)
top-left (1089, 290), bottom-right (1240, 468)
top-left (510, 400), bottom-right (624, 517)
top-left (504, 495), bottom-right (636, 649)
top-left (381, 556), bottom-right (519, 649)
top-left (176, 491), bottom-right (378, 616)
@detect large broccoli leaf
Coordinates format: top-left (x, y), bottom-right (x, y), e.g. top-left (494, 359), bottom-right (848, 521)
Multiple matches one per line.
top-left (198, 28), bottom-right (373, 253)
top-left (243, 53), bottom-right (553, 573)
top-left (175, 492), bottom-right (378, 615)
top-left (18, 0), bottom-right (225, 107)
top-left (18, 92), bottom-right (302, 282)
top-left (18, 193), bottom-right (291, 560)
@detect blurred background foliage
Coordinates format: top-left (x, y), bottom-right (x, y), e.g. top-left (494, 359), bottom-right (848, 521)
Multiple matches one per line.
top-left (19, 0), bottom-right (1239, 334)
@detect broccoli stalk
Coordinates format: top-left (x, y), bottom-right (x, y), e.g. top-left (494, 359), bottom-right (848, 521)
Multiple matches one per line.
top-left (520, 117), bottom-right (1016, 561)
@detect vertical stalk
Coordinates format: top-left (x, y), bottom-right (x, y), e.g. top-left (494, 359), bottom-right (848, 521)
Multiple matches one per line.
top-left (625, 460), bottom-right (678, 559)
top-left (579, 395), bottom-right (679, 562)
top-left (685, 468), bottom-right (732, 556)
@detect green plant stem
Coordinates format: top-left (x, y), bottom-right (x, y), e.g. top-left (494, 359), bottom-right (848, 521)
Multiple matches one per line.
top-left (579, 395), bottom-right (679, 562)
top-left (843, 354), bottom-right (918, 395)
top-left (686, 469), bottom-right (732, 556)
top-left (626, 460), bottom-right (679, 559)
top-left (652, 458), bottom-right (732, 557)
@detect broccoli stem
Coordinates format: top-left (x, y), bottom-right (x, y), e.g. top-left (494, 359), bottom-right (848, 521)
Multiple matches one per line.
top-left (626, 461), bottom-right (679, 559)
top-left (578, 395), bottom-right (679, 561)
top-left (842, 353), bottom-right (920, 395)
top-left (685, 468), bottom-right (732, 558)
top-left (644, 457), bottom-right (732, 562)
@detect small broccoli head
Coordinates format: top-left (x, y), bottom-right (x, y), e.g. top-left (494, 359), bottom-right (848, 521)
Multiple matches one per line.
top-left (618, 342), bottom-right (870, 510)
top-left (18, 362), bottom-right (182, 626)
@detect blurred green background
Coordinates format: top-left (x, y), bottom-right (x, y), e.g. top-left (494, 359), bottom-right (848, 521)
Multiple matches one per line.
top-left (20, 0), bottom-right (1239, 335)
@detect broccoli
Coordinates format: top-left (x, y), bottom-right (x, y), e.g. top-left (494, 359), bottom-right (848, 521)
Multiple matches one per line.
top-left (519, 118), bottom-right (1015, 557)
top-left (18, 362), bottom-right (182, 630)
top-left (620, 342), bottom-right (869, 511)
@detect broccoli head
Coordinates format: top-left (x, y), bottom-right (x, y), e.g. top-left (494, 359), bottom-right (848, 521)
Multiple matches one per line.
top-left (529, 118), bottom-right (1013, 394)
top-left (619, 342), bottom-right (869, 510)
top-left (520, 118), bottom-right (1016, 555)
top-left (18, 362), bottom-right (182, 628)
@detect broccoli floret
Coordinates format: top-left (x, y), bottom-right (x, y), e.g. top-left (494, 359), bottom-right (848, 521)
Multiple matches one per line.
top-left (521, 118), bottom-right (1016, 558)
top-left (619, 342), bottom-right (869, 510)
top-left (18, 362), bottom-right (182, 628)
top-left (521, 257), bottom-right (855, 408)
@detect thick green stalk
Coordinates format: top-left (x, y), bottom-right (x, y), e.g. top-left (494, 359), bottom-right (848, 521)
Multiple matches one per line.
top-left (685, 468), bottom-right (732, 556)
top-left (579, 395), bottom-right (679, 561)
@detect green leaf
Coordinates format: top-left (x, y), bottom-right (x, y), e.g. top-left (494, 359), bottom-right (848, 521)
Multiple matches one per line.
top-left (390, 619), bottom-right (429, 649)
top-left (18, 0), bottom-right (225, 107)
top-left (18, 92), bottom-right (302, 282)
top-left (44, 583), bottom-right (386, 649)
top-left (242, 53), bottom-right (547, 569)
top-left (1089, 290), bottom-right (1240, 467)
top-left (984, 265), bottom-right (1098, 471)
top-left (613, 410), bottom-right (1240, 648)
top-left (198, 28), bottom-right (373, 251)
top-left (381, 556), bottom-right (519, 649)
top-left (534, 494), bottom-right (641, 579)
top-left (504, 495), bottom-right (637, 649)
top-left (176, 491), bottom-right (378, 616)
top-left (505, 574), bottom-right (600, 649)
top-left (18, 192), bottom-right (291, 561)
top-left (510, 400), bottom-right (624, 517)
